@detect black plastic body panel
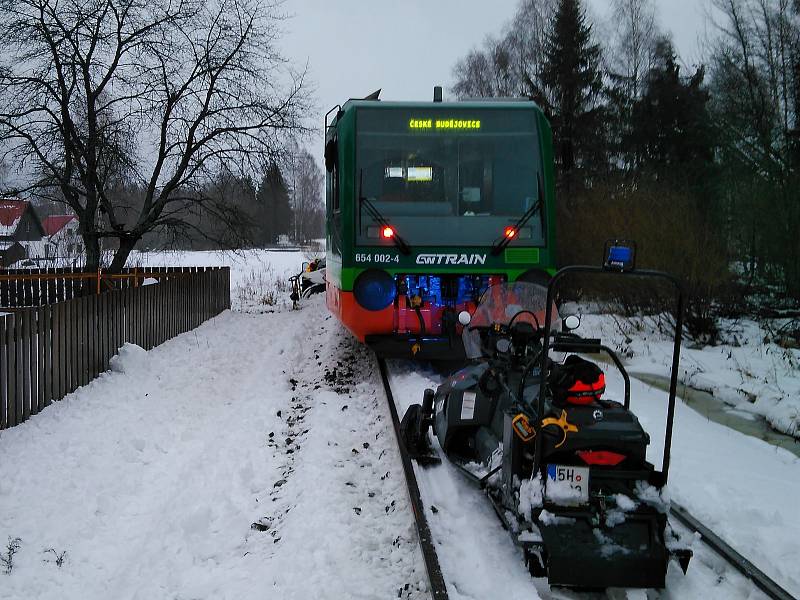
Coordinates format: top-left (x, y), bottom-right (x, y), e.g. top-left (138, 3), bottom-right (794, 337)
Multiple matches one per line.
top-left (540, 509), bottom-right (669, 588)
top-left (366, 333), bottom-right (466, 361)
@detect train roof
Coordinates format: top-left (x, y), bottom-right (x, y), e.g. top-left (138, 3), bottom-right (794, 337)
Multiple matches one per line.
top-left (329, 98), bottom-right (544, 130)
top-left (340, 99), bottom-right (542, 114)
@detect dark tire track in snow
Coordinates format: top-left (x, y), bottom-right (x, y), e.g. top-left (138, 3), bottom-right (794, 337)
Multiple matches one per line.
top-left (246, 307), bottom-right (429, 599)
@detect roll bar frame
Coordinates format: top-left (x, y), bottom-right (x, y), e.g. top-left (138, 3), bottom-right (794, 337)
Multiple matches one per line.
top-left (534, 264), bottom-right (685, 487)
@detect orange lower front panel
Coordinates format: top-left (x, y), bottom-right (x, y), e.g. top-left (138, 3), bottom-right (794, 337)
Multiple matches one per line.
top-left (326, 281), bottom-right (393, 342)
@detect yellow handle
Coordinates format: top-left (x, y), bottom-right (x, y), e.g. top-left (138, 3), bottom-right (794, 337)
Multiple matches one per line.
top-left (540, 410), bottom-right (579, 448)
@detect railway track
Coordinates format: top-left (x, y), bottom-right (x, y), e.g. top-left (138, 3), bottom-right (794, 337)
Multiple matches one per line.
top-left (376, 355), bottom-right (798, 600)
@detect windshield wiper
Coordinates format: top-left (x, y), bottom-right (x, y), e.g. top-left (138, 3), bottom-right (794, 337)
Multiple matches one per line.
top-left (358, 170), bottom-right (411, 255)
top-left (491, 175), bottom-right (544, 256)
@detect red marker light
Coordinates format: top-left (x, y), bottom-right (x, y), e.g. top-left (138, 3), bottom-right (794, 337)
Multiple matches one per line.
top-left (576, 450), bottom-right (626, 466)
top-left (382, 226), bottom-right (395, 239)
top-left (504, 226), bottom-right (517, 239)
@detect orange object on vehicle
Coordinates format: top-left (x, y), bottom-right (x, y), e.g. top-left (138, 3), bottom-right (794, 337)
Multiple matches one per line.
top-left (565, 372), bottom-right (606, 405)
top-left (550, 355), bottom-right (606, 406)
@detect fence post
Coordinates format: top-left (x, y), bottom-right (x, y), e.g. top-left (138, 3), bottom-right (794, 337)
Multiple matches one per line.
top-left (21, 309), bottom-right (32, 420)
top-left (5, 314), bottom-right (16, 427)
top-left (51, 300), bottom-right (61, 403)
top-left (64, 298), bottom-right (73, 395)
top-left (1, 315), bottom-right (7, 429)
top-left (41, 305), bottom-right (52, 408)
top-left (36, 306), bottom-right (44, 412)
top-left (76, 296), bottom-right (85, 387)
top-left (14, 312), bottom-right (23, 424)
top-left (86, 294), bottom-right (96, 380)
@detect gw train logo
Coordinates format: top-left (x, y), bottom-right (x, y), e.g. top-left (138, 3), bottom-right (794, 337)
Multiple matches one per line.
top-left (415, 253), bottom-right (487, 266)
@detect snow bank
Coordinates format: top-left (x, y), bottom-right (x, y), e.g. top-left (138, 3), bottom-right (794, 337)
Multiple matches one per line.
top-left (108, 342), bottom-right (148, 374)
top-left (578, 313), bottom-right (800, 439)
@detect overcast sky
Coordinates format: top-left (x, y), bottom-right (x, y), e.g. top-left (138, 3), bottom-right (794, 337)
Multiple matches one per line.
top-left (280, 0), bottom-right (714, 159)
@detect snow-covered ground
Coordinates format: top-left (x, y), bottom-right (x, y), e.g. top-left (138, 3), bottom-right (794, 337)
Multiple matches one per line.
top-left (127, 249), bottom-right (319, 312)
top-left (1, 250), bottom-right (798, 599)
top-left (0, 296), bottom-right (426, 599)
top-left (575, 313), bottom-right (800, 440)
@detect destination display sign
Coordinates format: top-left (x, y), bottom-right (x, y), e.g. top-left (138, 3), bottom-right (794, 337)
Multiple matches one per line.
top-left (408, 118), bottom-right (481, 130)
top-left (357, 106), bottom-right (537, 137)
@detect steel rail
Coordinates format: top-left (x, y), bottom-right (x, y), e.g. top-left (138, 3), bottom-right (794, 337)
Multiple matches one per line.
top-left (376, 356), bottom-right (449, 600)
top-left (670, 502), bottom-right (797, 600)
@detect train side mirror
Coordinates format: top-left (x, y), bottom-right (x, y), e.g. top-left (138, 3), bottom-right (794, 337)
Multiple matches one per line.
top-left (563, 315), bottom-right (581, 331)
top-left (324, 139), bottom-right (338, 172)
top-left (458, 311), bottom-right (471, 326)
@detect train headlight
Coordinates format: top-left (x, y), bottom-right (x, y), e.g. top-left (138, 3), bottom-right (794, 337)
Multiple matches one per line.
top-left (353, 269), bottom-right (396, 311)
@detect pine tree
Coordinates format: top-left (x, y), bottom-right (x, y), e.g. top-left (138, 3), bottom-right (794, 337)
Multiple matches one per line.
top-left (629, 39), bottom-right (714, 190)
top-left (256, 163), bottom-right (292, 245)
top-left (541, 0), bottom-right (605, 187)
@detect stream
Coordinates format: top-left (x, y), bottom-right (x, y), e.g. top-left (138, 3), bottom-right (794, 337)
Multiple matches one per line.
top-left (632, 371), bottom-right (800, 459)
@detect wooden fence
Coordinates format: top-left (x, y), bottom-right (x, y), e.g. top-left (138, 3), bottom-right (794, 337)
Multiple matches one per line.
top-left (0, 267), bottom-right (203, 308)
top-left (0, 267), bottom-right (230, 430)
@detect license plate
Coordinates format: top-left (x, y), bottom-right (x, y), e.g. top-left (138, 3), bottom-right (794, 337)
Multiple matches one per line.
top-left (545, 464), bottom-right (590, 505)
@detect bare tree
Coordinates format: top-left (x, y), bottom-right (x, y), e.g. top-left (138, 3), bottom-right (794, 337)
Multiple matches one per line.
top-left (452, 36), bottom-right (517, 98)
top-left (709, 0), bottom-right (800, 294)
top-left (509, 0), bottom-right (558, 104)
top-left (0, 160), bottom-right (10, 192)
top-left (451, 0), bottom-right (556, 100)
top-left (608, 0), bottom-right (658, 99)
top-left (0, 0), bottom-right (308, 271)
top-left (287, 147), bottom-right (322, 243)
top-left (710, 0), bottom-right (797, 169)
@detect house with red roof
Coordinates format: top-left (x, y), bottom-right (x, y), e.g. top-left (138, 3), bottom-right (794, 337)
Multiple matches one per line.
top-left (42, 214), bottom-right (84, 260)
top-left (0, 199), bottom-right (45, 267)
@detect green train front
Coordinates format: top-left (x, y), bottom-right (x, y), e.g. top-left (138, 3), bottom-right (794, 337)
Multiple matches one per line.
top-left (324, 95), bottom-right (557, 359)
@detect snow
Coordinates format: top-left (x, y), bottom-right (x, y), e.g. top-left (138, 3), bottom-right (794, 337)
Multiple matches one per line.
top-left (1, 248), bottom-right (797, 599)
top-left (0, 216), bottom-right (21, 237)
top-left (0, 296), bottom-right (426, 599)
top-left (127, 249), bottom-right (318, 313)
top-left (634, 481), bottom-right (669, 514)
top-left (543, 474), bottom-right (585, 506)
top-left (517, 474), bottom-right (543, 521)
top-left (578, 313), bottom-right (800, 439)
top-left (538, 510), bottom-right (577, 527)
top-left (108, 342), bottom-right (148, 373)
top-left (613, 492), bottom-right (638, 512)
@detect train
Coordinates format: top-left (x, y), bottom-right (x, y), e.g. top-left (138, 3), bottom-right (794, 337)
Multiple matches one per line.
top-left (319, 91), bottom-right (696, 591)
top-left (323, 88), bottom-right (557, 360)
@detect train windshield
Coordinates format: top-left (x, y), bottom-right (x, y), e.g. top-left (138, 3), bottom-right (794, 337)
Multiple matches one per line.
top-left (356, 107), bottom-right (546, 248)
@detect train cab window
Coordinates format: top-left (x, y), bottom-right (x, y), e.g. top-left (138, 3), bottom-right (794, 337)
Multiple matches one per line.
top-left (355, 107), bottom-right (545, 247)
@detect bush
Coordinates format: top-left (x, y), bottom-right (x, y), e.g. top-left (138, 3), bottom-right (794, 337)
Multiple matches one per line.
top-left (556, 180), bottom-right (732, 342)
